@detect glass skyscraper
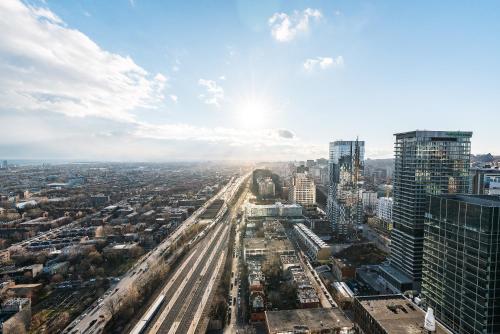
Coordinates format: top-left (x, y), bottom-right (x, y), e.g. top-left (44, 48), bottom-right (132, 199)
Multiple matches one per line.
top-left (381, 130), bottom-right (472, 290)
top-left (422, 194), bottom-right (500, 334)
top-left (327, 140), bottom-right (365, 238)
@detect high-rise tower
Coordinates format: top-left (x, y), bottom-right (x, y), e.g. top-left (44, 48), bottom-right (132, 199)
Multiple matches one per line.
top-left (327, 139), bottom-right (365, 238)
top-left (381, 130), bottom-right (472, 291)
top-left (422, 194), bottom-right (500, 334)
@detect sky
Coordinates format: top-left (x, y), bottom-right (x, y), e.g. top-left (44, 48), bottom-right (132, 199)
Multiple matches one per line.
top-left (0, 0), bottom-right (499, 161)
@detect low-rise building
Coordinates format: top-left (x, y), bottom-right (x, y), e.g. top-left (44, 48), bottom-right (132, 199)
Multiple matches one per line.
top-left (243, 238), bottom-right (294, 262)
top-left (7, 284), bottom-right (42, 301)
top-left (353, 294), bottom-right (451, 334)
top-left (0, 264), bottom-right (43, 283)
top-left (0, 298), bottom-right (31, 334)
top-left (265, 308), bottom-right (355, 334)
top-left (331, 257), bottom-right (356, 281)
top-left (293, 223), bottom-right (331, 262)
top-left (245, 202), bottom-right (302, 218)
top-left (103, 243), bottom-right (140, 258)
top-left (43, 261), bottom-right (69, 275)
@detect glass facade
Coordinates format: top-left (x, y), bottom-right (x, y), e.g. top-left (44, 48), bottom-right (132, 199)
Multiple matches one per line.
top-left (422, 195), bottom-right (500, 334)
top-left (327, 140), bottom-right (365, 237)
top-left (390, 131), bottom-right (472, 283)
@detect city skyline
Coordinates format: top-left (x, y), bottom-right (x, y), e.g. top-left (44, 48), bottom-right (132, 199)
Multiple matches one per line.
top-left (1, 0), bottom-right (500, 161)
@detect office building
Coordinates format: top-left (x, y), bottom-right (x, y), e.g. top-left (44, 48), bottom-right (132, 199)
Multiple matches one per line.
top-left (470, 167), bottom-right (500, 195)
top-left (327, 140), bottom-right (365, 237)
top-left (422, 194), bottom-right (500, 334)
top-left (381, 130), bottom-right (472, 291)
top-left (0, 160), bottom-right (7, 169)
top-left (289, 172), bottom-right (316, 206)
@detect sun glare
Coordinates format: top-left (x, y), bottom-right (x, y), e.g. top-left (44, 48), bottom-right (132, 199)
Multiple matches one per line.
top-left (235, 98), bottom-right (272, 129)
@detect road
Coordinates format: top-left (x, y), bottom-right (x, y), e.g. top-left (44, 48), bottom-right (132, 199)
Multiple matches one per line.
top-left (63, 173), bottom-right (249, 334)
top-left (224, 191), bottom-right (251, 334)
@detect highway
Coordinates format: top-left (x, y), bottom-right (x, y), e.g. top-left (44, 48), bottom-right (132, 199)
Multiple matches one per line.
top-left (63, 173), bottom-right (249, 334)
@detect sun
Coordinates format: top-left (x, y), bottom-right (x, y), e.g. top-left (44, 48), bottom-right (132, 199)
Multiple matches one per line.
top-left (235, 98), bottom-right (272, 129)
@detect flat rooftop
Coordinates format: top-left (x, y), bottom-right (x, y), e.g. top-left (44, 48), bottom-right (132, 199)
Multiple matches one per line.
top-left (379, 264), bottom-right (413, 284)
top-left (434, 194), bottom-right (500, 207)
top-left (265, 308), bottom-right (353, 332)
top-left (244, 237), bottom-right (266, 250)
top-left (394, 130), bottom-right (472, 139)
top-left (356, 295), bottom-right (451, 334)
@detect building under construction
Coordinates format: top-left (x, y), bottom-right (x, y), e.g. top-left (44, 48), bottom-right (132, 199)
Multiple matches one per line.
top-left (327, 139), bottom-right (365, 239)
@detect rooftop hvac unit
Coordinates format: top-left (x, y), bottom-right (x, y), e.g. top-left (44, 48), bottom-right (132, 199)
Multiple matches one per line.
top-left (424, 307), bottom-right (436, 332)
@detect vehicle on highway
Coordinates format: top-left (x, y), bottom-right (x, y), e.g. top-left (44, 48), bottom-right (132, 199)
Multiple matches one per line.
top-left (129, 293), bottom-right (166, 334)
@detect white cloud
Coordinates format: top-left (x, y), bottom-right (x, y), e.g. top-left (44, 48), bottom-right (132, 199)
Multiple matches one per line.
top-left (0, 112), bottom-right (315, 161)
top-left (303, 56), bottom-right (344, 72)
top-left (28, 5), bottom-right (64, 24)
top-left (169, 94), bottom-right (178, 103)
top-left (268, 8), bottom-right (322, 42)
top-left (198, 78), bottom-right (224, 107)
top-left (0, 0), bottom-right (166, 122)
top-left (133, 122), bottom-right (296, 146)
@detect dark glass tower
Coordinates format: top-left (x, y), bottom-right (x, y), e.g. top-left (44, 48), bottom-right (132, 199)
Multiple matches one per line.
top-left (386, 131), bottom-right (472, 287)
top-left (422, 194), bottom-right (500, 334)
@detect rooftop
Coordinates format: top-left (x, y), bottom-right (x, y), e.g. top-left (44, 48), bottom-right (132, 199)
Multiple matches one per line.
top-left (244, 237), bottom-right (266, 250)
top-left (294, 223), bottom-right (328, 248)
top-left (356, 295), bottom-right (451, 334)
top-left (394, 130), bottom-right (473, 139)
top-left (433, 194), bottom-right (500, 207)
top-left (265, 308), bottom-right (353, 332)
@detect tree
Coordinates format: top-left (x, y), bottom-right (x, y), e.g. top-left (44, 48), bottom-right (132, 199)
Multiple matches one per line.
top-left (262, 254), bottom-right (281, 284)
top-left (50, 311), bottom-right (70, 333)
top-left (88, 250), bottom-right (103, 265)
top-left (104, 297), bottom-right (121, 321)
top-left (51, 273), bottom-right (64, 283)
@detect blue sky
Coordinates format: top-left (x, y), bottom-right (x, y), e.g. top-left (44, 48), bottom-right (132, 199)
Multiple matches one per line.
top-left (0, 0), bottom-right (499, 161)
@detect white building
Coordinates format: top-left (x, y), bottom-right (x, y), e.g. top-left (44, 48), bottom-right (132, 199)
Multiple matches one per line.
top-left (245, 202), bottom-right (302, 218)
top-left (289, 172), bottom-right (316, 206)
top-left (376, 197), bottom-right (393, 223)
top-left (293, 223), bottom-right (331, 262)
